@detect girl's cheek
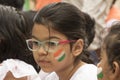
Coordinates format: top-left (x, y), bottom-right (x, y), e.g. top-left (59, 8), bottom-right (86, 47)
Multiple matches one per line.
top-left (53, 49), bottom-right (66, 62)
top-left (97, 67), bottom-right (104, 79)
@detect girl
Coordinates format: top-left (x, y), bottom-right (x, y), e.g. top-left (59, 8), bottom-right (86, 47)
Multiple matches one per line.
top-left (26, 2), bottom-right (97, 80)
top-left (97, 21), bottom-right (120, 80)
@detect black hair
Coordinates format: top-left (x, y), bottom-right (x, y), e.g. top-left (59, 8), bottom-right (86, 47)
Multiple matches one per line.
top-left (21, 10), bottom-right (37, 38)
top-left (103, 21), bottom-right (120, 69)
top-left (20, 10), bottom-right (40, 72)
top-left (0, 5), bottom-right (39, 72)
top-left (0, 0), bottom-right (24, 10)
top-left (34, 2), bottom-right (95, 63)
top-left (0, 5), bottom-right (27, 62)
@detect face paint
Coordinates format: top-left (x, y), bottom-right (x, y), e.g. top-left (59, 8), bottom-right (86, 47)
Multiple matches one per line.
top-left (97, 67), bottom-right (103, 79)
top-left (53, 49), bottom-right (65, 62)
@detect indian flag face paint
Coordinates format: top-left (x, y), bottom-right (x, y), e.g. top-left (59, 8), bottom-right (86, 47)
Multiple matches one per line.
top-left (97, 67), bottom-right (103, 79)
top-left (53, 49), bottom-right (65, 62)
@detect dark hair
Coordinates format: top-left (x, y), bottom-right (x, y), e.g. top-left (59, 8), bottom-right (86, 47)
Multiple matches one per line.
top-left (0, 5), bottom-right (28, 61)
top-left (103, 21), bottom-right (120, 69)
top-left (20, 10), bottom-right (40, 72)
top-left (21, 10), bottom-right (37, 38)
top-left (0, 0), bottom-right (24, 10)
top-left (34, 2), bottom-right (95, 63)
top-left (0, 5), bottom-right (39, 72)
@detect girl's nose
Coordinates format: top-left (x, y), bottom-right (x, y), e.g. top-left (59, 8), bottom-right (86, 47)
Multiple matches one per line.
top-left (37, 46), bottom-right (48, 55)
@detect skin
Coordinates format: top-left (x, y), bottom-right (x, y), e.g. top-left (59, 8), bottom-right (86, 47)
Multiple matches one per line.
top-left (4, 71), bottom-right (27, 80)
top-left (32, 23), bottom-right (85, 80)
top-left (97, 46), bottom-right (120, 80)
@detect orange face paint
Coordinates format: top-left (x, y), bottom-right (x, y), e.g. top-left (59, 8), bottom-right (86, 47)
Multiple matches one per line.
top-left (53, 49), bottom-right (65, 62)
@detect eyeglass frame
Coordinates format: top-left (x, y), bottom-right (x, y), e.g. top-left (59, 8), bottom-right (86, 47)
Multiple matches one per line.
top-left (26, 39), bottom-right (76, 52)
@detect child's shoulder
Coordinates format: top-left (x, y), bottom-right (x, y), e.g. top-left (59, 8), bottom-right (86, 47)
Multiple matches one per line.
top-left (70, 64), bottom-right (97, 80)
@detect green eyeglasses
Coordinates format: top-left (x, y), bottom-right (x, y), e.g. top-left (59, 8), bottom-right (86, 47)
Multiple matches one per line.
top-left (26, 39), bottom-right (76, 52)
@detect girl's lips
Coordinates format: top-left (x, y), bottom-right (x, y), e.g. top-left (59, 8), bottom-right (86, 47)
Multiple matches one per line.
top-left (37, 60), bottom-right (51, 65)
top-left (39, 60), bottom-right (50, 63)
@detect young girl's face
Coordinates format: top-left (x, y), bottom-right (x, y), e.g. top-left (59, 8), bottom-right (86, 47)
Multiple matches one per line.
top-left (31, 24), bottom-right (76, 73)
top-left (97, 47), bottom-right (114, 80)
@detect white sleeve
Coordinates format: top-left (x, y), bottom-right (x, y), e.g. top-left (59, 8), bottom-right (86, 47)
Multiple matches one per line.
top-left (0, 59), bottom-right (41, 80)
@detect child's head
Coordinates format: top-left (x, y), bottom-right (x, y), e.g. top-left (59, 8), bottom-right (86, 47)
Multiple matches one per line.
top-left (0, 5), bottom-right (30, 63)
top-left (0, 0), bottom-right (24, 10)
top-left (98, 21), bottom-right (120, 80)
top-left (34, 2), bottom-right (95, 48)
top-left (21, 10), bottom-right (37, 38)
top-left (26, 2), bottom-right (95, 73)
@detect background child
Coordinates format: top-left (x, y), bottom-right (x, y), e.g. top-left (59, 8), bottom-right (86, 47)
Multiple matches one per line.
top-left (97, 21), bottom-right (120, 80)
top-left (0, 5), bottom-right (40, 80)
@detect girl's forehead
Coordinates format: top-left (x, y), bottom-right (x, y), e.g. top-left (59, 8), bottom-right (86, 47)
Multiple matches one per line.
top-left (33, 24), bottom-right (49, 32)
top-left (32, 24), bottom-right (67, 41)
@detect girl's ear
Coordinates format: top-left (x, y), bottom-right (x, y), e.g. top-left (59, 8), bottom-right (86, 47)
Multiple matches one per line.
top-left (72, 39), bottom-right (84, 57)
top-left (110, 61), bottom-right (120, 79)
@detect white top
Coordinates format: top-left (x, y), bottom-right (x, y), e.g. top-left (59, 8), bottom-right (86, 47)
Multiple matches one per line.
top-left (39, 69), bottom-right (50, 80)
top-left (0, 59), bottom-right (41, 80)
top-left (44, 64), bottom-right (97, 80)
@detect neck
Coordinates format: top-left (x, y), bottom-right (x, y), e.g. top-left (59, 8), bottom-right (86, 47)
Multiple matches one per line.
top-left (57, 61), bottom-right (85, 80)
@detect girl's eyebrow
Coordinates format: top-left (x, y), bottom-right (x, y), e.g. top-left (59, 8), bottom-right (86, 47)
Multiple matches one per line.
top-left (31, 35), bottom-right (61, 41)
top-left (49, 36), bottom-right (61, 40)
top-left (31, 35), bottom-right (40, 41)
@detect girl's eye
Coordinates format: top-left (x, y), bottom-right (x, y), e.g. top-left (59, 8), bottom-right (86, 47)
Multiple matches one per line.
top-left (33, 41), bottom-right (39, 45)
top-left (46, 41), bottom-right (57, 47)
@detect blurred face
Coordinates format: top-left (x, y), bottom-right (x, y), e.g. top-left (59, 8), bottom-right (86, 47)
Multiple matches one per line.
top-left (31, 24), bottom-right (76, 73)
top-left (97, 47), bottom-right (116, 80)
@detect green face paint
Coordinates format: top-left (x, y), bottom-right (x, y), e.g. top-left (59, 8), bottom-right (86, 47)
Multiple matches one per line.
top-left (53, 49), bottom-right (66, 62)
top-left (97, 67), bottom-right (103, 79)
top-left (97, 71), bottom-right (103, 79)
